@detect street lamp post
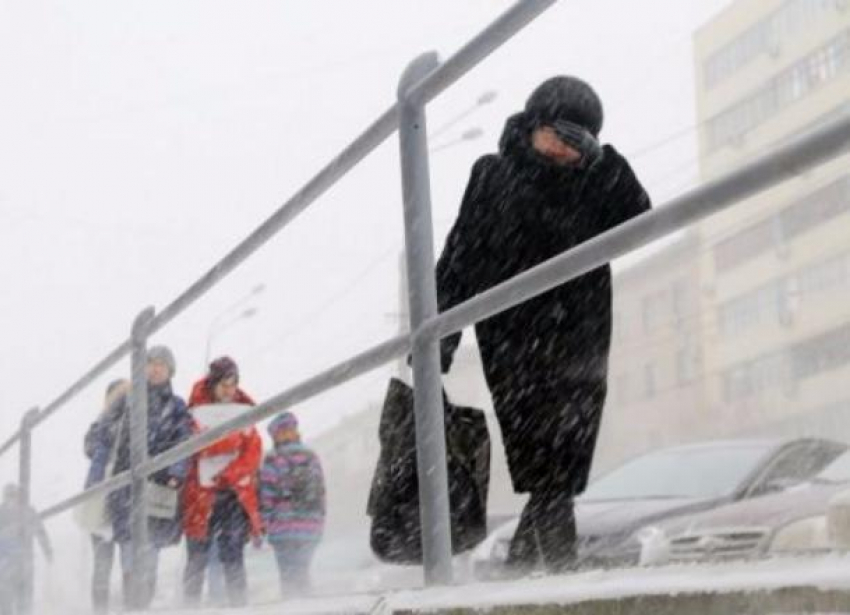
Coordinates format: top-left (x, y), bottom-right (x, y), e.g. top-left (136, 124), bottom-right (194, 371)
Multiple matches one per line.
top-left (202, 284), bottom-right (265, 367)
top-left (217, 284), bottom-right (265, 322)
top-left (204, 306), bottom-right (259, 366)
top-left (429, 126), bottom-right (485, 153)
top-left (430, 89), bottom-right (498, 140)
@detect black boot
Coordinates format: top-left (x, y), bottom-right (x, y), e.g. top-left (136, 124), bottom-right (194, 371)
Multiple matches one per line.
top-left (531, 489), bottom-right (577, 573)
top-left (504, 496), bottom-right (542, 577)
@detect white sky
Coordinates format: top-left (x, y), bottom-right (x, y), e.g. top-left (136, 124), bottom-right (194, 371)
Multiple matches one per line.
top-left (0, 0), bottom-right (732, 503)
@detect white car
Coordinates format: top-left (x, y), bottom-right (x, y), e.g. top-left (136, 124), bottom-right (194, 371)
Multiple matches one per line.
top-left (468, 438), bottom-right (847, 579)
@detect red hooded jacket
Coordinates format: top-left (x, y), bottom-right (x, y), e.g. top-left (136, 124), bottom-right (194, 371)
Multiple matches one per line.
top-left (182, 379), bottom-right (263, 540)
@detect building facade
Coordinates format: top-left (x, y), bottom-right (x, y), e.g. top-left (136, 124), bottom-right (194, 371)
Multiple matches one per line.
top-left (596, 233), bottom-right (707, 470)
top-left (693, 0), bottom-right (850, 441)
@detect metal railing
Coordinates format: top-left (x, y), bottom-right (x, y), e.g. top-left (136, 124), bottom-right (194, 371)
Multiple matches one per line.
top-left (0, 0), bottom-right (557, 605)
top-left (3, 0), bottom-right (850, 608)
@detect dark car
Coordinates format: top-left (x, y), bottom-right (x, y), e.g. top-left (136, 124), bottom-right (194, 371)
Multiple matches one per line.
top-left (469, 437), bottom-right (847, 577)
top-left (638, 449), bottom-right (850, 565)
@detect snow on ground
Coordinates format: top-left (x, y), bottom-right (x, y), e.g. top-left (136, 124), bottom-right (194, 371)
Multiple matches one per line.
top-left (386, 554), bottom-right (850, 612)
top-left (145, 554), bottom-right (850, 614)
top-left (35, 516), bottom-right (850, 614)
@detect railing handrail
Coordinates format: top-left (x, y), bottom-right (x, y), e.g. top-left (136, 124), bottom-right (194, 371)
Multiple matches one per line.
top-left (0, 0), bottom-right (557, 459)
top-left (37, 112), bottom-right (850, 523)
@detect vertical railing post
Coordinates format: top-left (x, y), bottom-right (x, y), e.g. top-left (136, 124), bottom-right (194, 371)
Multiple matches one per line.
top-left (129, 307), bottom-right (155, 608)
top-left (17, 407), bottom-right (39, 615)
top-left (397, 51), bottom-right (454, 586)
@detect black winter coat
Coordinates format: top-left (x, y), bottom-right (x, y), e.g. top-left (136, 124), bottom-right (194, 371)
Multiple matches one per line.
top-left (436, 112), bottom-right (650, 493)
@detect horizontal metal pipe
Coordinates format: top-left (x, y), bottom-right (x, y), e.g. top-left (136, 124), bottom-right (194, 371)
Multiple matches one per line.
top-left (38, 115), bottom-right (850, 521)
top-left (0, 0), bottom-right (552, 459)
top-left (149, 108), bottom-right (400, 334)
top-left (149, 0), bottom-right (555, 333)
top-left (39, 469), bottom-right (132, 521)
top-left (419, 114), bottom-right (850, 345)
top-left (0, 340), bottom-right (132, 457)
top-left (39, 333), bottom-right (410, 521)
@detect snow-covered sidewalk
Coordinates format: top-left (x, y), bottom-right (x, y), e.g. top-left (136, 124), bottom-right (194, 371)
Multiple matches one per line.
top-left (154, 554), bottom-right (850, 614)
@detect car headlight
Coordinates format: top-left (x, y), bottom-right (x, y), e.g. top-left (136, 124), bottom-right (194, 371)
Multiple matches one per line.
top-left (827, 489), bottom-right (850, 550)
top-left (635, 526), bottom-right (671, 566)
top-left (769, 516), bottom-right (830, 553)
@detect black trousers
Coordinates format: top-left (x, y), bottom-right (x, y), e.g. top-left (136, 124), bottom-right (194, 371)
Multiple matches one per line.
top-left (183, 490), bottom-right (249, 607)
top-left (506, 487), bottom-right (577, 573)
top-left (480, 341), bottom-right (607, 573)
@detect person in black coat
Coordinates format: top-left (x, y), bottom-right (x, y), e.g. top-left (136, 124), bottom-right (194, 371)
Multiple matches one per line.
top-left (436, 76), bottom-right (651, 572)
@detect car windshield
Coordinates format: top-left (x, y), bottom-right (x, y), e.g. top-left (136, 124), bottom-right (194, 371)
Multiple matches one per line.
top-left (581, 445), bottom-right (772, 501)
top-left (816, 451), bottom-right (850, 483)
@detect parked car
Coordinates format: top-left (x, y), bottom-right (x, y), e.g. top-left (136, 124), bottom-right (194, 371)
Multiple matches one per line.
top-left (469, 437), bottom-right (847, 578)
top-left (635, 449), bottom-right (850, 566)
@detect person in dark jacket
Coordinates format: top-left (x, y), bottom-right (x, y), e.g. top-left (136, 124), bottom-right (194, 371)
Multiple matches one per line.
top-left (83, 378), bottom-right (130, 614)
top-left (436, 76), bottom-right (651, 572)
top-left (104, 345), bottom-right (192, 609)
top-left (260, 412), bottom-right (326, 595)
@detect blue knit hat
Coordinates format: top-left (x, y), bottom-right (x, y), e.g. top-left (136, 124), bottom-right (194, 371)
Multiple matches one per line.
top-left (147, 345), bottom-right (176, 377)
top-left (268, 412), bottom-right (299, 438)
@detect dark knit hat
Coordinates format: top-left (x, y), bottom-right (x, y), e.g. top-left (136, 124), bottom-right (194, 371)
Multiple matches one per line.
top-left (147, 345), bottom-right (176, 377)
top-left (207, 356), bottom-right (239, 389)
top-left (267, 412), bottom-right (299, 438)
top-left (525, 76), bottom-right (604, 137)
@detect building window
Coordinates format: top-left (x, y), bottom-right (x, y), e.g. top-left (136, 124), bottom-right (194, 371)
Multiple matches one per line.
top-left (722, 350), bottom-right (793, 402)
top-left (714, 218), bottom-right (774, 272)
top-left (718, 279), bottom-right (785, 337)
top-left (712, 175), bottom-right (850, 273)
top-left (641, 288), bottom-right (673, 333)
top-left (676, 347), bottom-right (700, 385)
top-left (722, 323), bottom-right (850, 401)
top-left (706, 29), bottom-right (850, 151)
top-left (798, 251), bottom-right (850, 297)
top-left (719, 249), bottom-right (850, 336)
top-left (671, 279), bottom-right (689, 327)
top-left (644, 363), bottom-right (656, 399)
top-left (704, 0), bottom-right (844, 90)
top-left (792, 323), bottom-right (850, 380)
top-left (616, 374), bottom-right (630, 405)
top-left (781, 176), bottom-right (850, 241)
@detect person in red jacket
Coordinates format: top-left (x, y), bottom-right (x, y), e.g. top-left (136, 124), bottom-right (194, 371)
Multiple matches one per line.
top-left (182, 356), bottom-right (263, 608)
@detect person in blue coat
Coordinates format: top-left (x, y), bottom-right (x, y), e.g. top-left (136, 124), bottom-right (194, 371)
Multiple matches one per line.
top-left (97, 346), bottom-right (192, 610)
top-left (83, 378), bottom-right (130, 614)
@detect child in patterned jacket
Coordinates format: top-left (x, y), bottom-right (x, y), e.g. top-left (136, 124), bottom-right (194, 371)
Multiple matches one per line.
top-left (259, 412), bottom-right (326, 595)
